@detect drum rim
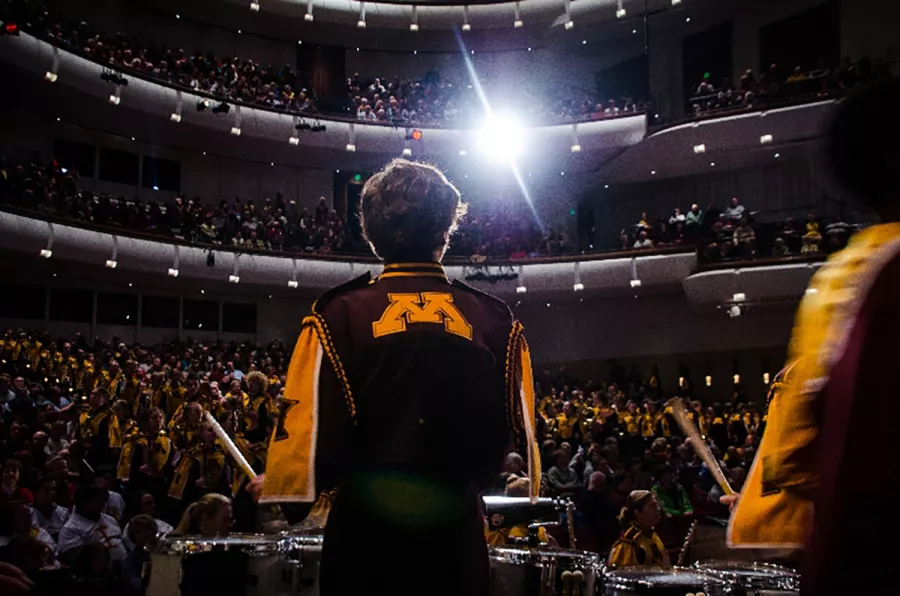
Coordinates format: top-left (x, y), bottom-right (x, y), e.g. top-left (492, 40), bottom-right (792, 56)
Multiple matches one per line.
top-left (603, 566), bottom-right (733, 589)
top-left (694, 560), bottom-right (799, 576)
top-left (693, 560), bottom-right (800, 589)
top-left (151, 533), bottom-right (284, 556)
top-left (489, 546), bottom-right (603, 565)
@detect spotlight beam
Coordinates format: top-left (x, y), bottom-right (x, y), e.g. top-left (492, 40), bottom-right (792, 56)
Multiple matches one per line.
top-left (453, 28), bottom-right (546, 237)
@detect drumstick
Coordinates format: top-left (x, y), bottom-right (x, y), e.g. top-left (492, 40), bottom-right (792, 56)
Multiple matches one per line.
top-left (203, 411), bottom-right (257, 480)
top-left (665, 398), bottom-right (734, 496)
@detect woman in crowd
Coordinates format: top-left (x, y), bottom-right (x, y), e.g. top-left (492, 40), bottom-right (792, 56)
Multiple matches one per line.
top-left (171, 494), bottom-right (239, 596)
top-left (607, 490), bottom-right (670, 568)
top-left (171, 493), bottom-right (232, 536)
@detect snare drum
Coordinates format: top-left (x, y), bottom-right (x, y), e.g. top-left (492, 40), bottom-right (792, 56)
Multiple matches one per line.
top-left (695, 561), bottom-right (799, 595)
top-left (603, 567), bottom-right (735, 595)
top-left (489, 546), bottom-right (603, 596)
top-left (148, 534), bottom-right (290, 596)
top-left (280, 531), bottom-right (325, 596)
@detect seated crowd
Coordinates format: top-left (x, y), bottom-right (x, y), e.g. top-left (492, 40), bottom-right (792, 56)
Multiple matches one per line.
top-left (690, 57), bottom-right (891, 116)
top-left (622, 196), bottom-right (852, 262)
top-left (5, 1), bottom-right (642, 127)
top-left (0, 327), bottom-right (765, 590)
top-left (488, 368), bottom-right (761, 555)
top-left (0, 329), bottom-right (291, 595)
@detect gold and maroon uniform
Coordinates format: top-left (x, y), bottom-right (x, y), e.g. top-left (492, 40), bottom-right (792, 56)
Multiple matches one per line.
top-left (262, 262), bottom-right (540, 596)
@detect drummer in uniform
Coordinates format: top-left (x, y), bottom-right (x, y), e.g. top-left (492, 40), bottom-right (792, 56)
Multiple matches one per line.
top-left (724, 81), bottom-right (900, 594)
top-left (608, 490), bottom-right (670, 568)
top-left (249, 158), bottom-right (541, 596)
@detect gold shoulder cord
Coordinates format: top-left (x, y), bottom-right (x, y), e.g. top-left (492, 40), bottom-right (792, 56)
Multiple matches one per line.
top-left (304, 314), bottom-right (357, 421)
top-left (505, 321), bottom-right (525, 444)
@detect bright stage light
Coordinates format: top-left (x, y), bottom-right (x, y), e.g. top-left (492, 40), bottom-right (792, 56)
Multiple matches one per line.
top-left (477, 111), bottom-right (526, 161)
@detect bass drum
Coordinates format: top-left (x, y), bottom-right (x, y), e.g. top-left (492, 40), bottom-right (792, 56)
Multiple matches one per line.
top-left (603, 567), bottom-right (735, 595)
top-left (695, 561), bottom-right (800, 595)
top-left (280, 530), bottom-right (325, 596)
top-left (489, 546), bottom-right (603, 596)
top-left (148, 534), bottom-right (290, 596)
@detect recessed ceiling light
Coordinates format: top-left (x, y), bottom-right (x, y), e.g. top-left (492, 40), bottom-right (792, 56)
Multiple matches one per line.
top-left (582, 40), bottom-right (587, 45)
top-left (774, 153), bottom-right (781, 158)
top-left (685, 17), bottom-right (691, 22)
top-left (650, 170), bottom-right (656, 175)
top-left (604, 184), bottom-right (609, 189)
top-left (632, 29), bottom-right (637, 34)
top-left (710, 162), bottom-right (716, 167)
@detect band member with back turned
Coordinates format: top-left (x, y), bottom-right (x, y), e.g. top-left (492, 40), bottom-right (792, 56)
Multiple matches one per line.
top-left (248, 159), bottom-right (541, 596)
top-left (723, 78), bottom-right (900, 594)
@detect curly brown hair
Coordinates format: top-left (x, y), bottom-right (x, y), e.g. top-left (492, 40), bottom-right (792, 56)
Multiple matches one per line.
top-left (360, 159), bottom-right (466, 262)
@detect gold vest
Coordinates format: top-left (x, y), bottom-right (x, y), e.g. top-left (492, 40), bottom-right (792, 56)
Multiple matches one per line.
top-left (730, 223), bottom-right (900, 548)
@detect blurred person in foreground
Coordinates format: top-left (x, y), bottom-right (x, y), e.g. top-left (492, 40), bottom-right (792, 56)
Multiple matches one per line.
top-left (248, 159), bottom-right (541, 596)
top-left (724, 78), bottom-right (900, 594)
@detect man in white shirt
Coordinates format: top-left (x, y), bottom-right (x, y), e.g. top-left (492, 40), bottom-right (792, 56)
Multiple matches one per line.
top-left (30, 476), bottom-right (69, 540)
top-left (58, 486), bottom-right (127, 563)
top-left (724, 196), bottom-right (746, 222)
top-left (633, 230), bottom-right (654, 249)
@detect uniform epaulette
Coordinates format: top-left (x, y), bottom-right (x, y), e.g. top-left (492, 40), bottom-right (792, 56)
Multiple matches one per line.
top-left (451, 279), bottom-right (513, 320)
top-left (312, 273), bottom-right (373, 313)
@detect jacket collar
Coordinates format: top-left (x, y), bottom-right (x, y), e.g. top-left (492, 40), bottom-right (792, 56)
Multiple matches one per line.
top-left (380, 262), bottom-right (448, 280)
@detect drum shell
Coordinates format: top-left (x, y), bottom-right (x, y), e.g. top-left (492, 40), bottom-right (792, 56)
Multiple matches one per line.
top-left (280, 532), bottom-right (324, 596)
top-left (489, 546), bottom-right (603, 596)
top-left (603, 567), bottom-right (735, 595)
top-left (148, 534), bottom-right (292, 596)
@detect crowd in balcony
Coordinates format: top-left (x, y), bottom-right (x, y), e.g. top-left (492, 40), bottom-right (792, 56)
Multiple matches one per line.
top-left (346, 72), bottom-right (645, 126)
top-left (1, 154), bottom-right (848, 265)
top-left (620, 196), bottom-right (852, 262)
top-left (690, 57), bottom-right (891, 116)
top-left (0, 155), bottom-right (591, 260)
top-left (5, 1), bottom-right (643, 128)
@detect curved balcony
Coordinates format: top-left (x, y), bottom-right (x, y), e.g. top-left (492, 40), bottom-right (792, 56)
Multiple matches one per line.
top-left (0, 206), bottom-right (826, 307)
top-left (0, 30), bottom-right (646, 169)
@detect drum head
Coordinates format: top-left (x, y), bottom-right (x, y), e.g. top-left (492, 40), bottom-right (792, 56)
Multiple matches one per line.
top-left (696, 560), bottom-right (800, 590)
top-left (604, 567), bottom-right (732, 595)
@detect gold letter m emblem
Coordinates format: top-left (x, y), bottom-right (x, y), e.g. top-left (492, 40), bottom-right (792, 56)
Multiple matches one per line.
top-left (372, 292), bottom-right (473, 340)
